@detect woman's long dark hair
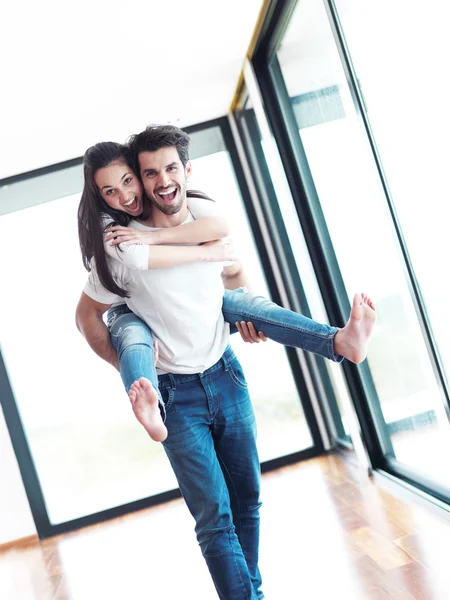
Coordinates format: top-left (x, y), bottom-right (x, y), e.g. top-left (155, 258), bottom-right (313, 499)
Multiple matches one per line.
top-left (78, 141), bottom-right (214, 298)
top-left (78, 142), bottom-right (137, 297)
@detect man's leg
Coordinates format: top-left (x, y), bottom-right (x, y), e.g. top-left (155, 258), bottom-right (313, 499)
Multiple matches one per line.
top-left (108, 307), bottom-right (167, 442)
top-left (212, 348), bottom-right (263, 599)
top-left (160, 370), bottom-right (259, 600)
top-left (223, 288), bottom-right (376, 364)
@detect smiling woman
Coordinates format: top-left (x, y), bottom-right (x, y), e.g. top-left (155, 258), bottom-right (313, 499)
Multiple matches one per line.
top-left (95, 162), bottom-right (143, 217)
top-left (77, 140), bottom-right (231, 298)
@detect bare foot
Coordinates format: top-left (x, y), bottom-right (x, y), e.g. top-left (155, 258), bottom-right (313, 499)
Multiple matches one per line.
top-left (129, 377), bottom-right (167, 442)
top-left (333, 293), bottom-right (376, 364)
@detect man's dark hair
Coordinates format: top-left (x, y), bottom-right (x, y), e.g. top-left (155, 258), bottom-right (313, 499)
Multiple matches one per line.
top-left (128, 124), bottom-right (191, 169)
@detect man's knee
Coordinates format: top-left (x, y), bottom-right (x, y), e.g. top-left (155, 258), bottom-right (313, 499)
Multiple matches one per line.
top-left (238, 501), bottom-right (262, 521)
top-left (197, 524), bottom-right (235, 557)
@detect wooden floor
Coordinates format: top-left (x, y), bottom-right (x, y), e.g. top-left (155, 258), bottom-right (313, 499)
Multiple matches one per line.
top-left (3, 452), bottom-right (450, 599)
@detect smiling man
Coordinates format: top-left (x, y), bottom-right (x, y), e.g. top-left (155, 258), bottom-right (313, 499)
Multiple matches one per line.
top-left (79, 124), bottom-right (265, 600)
top-left (129, 125), bottom-right (263, 598)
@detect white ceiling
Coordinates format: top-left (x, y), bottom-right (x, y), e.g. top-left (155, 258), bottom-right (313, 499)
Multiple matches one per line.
top-left (0, 0), bottom-right (263, 179)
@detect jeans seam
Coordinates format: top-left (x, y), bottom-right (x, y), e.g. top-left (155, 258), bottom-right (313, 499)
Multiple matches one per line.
top-left (224, 310), bottom-right (337, 340)
top-left (201, 527), bottom-right (235, 558)
top-left (161, 387), bottom-right (174, 414)
top-left (229, 530), bottom-right (250, 599)
top-left (216, 449), bottom-right (259, 600)
top-left (226, 366), bottom-right (248, 390)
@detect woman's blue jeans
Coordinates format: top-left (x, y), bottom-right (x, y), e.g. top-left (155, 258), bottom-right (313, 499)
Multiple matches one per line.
top-left (107, 287), bottom-right (343, 408)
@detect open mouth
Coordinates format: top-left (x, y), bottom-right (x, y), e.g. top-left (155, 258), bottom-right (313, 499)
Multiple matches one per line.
top-left (157, 187), bottom-right (178, 203)
top-left (123, 196), bottom-right (140, 212)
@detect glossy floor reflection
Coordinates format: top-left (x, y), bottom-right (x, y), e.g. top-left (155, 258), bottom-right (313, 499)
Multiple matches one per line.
top-left (2, 453), bottom-right (450, 599)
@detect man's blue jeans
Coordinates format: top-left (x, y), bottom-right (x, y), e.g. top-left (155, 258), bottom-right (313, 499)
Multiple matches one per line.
top-left (107, 288), bottom-right (343, 597)
top-left (107, 286), bottom-right (343, 401)
top-left (159, 346), bottom-right (262, 599)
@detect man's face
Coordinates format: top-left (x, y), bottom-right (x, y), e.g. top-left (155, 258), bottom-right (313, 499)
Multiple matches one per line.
top-left (138, 146), bottom-right (191, 216)
top-left (95, 160), bottom-right (143, 216)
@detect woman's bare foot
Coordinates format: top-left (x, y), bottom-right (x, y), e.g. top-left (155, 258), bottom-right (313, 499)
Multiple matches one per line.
top-left (129, 377), bottom-right (167, 442)
top-left (333, 293), bottom-right (376, 364)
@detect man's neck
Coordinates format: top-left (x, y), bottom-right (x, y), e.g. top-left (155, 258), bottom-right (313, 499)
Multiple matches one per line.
top-left (140, 204), bottom-right (189, 228)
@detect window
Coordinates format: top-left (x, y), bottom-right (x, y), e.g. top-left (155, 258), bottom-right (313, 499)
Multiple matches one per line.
top-left (0, 120), bottom-right (316, 534)
top-left (275, 0), bottom-right (450, 484)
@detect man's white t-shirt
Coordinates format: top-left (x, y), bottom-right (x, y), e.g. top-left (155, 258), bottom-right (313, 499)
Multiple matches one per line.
top-left (84, 197), bottom-right (230, 375)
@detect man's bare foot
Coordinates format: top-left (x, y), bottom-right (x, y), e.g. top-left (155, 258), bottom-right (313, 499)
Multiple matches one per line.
top-left (333, 293), bottom-right (376, 364)
top-left (129, 377), bottom-right (167, 442)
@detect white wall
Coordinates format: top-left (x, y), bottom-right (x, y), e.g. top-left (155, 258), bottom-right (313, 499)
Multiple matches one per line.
top-left (0, 406), bottom-right (36, 545)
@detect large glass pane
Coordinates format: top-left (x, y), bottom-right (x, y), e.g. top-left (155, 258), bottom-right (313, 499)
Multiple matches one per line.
top-left (333, 0), bottom-right (450, 463)
top-left (0, 194), bottom-right (178, 525)
top-left (276, 0), bottom-right (450, 484)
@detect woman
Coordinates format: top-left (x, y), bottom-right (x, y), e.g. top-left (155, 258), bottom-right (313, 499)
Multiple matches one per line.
top-left (78, 142), bottom-right (376, 442)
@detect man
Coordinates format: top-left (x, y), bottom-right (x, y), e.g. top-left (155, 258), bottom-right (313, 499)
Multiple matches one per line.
top-left (76, 124), bottom-right (264, 599)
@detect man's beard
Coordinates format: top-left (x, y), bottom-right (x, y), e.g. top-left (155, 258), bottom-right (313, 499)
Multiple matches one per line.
top-left (151, 182), bottom-right (186, 216)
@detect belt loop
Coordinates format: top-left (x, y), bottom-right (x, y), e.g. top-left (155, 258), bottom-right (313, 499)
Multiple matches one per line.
top-left (168, 373), bottom-right (176, 390)
top-left (222, 347), bottom-right (230, 371)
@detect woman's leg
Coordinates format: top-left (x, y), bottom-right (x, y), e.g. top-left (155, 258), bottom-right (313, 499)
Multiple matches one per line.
top-left (108, 306), bottom-right (167, 441)
top-left (223, 288), bottom-right (376, 364)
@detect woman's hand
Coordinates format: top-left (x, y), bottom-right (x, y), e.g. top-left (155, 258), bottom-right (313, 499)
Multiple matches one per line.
top-left (202, 239), bottom-right (237, 263)
top-left (104, 225), bottom-right (159, 246)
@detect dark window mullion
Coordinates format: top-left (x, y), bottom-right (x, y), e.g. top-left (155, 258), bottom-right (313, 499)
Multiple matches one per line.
top-left (0, 349), bottom-right (51, 537)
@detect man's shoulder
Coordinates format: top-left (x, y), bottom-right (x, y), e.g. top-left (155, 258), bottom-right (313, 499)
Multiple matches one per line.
top-left (187, 195), bottom-right (224, 220)
top-left (128, 219), bottom-right (152, 231)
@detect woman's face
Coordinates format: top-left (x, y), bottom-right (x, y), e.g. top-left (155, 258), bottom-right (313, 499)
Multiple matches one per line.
top-left (94, 160), bottom-right (144, 217)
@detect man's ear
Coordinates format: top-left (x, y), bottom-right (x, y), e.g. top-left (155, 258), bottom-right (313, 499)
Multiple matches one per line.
top-left (185, 160), bottom-right (192, 179)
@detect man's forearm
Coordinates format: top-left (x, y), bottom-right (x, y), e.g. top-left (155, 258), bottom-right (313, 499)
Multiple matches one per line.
top-left (222, 263), bottom-right (251, 291)
top-left (76, 309), bottom-right (119, 371)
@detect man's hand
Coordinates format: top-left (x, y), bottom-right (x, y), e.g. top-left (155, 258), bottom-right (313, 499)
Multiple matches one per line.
top-left (203, 239), bottom-right (237, 263)
top-left (75, 292), bottom-right (119, 370)
top-left (236, 321), bottom-right (268, 344)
